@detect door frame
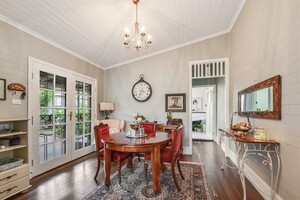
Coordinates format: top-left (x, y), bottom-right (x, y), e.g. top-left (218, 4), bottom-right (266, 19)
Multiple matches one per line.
top-left (188, 58), bottom-right (230, 155)
top-left (28, 57), bottom-right (97, 178)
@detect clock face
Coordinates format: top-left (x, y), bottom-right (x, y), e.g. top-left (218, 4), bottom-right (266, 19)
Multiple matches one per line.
top-left (132, 81), bottom-right (152, 102)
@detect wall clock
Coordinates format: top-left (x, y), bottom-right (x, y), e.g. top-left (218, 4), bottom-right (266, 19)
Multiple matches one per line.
top-left (132, 74), bottom-right (152, 102)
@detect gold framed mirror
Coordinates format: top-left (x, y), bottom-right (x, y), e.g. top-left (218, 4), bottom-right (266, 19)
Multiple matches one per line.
top-left (238, 75), bottom-right (281, 120)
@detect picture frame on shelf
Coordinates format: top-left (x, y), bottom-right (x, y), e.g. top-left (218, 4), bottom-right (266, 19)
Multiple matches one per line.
top-left (0, 79), bottom-right (6, 100)
top-left (165, 93), bottom-right (186, 112)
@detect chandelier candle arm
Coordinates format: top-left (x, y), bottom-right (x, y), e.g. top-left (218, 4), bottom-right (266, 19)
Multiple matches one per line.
top-left (124, 0), bottom-right (152, 51)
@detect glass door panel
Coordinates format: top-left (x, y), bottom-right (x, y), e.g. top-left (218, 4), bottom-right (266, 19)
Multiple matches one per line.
top-left (39, 72), bottom-right (67, 164)
top-left (75, 81), bottom-right (92, 151)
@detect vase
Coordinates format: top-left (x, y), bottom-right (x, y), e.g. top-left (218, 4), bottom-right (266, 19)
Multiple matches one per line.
top-left (167, 119), bottom-right (172, 125)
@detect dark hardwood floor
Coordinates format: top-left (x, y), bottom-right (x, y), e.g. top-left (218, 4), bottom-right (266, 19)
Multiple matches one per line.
top-left (11, 141), bottom-right (263, 200)
top-left (182, 141), bottom-right (263, 200)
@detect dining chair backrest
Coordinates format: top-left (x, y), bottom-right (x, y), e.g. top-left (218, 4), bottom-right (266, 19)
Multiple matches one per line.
top-left (94, 123), bottom-right (110, 150)
top-left (140, 122), bottom-right (155, 133)
top-left (171, 126), bottom-right (183, 158)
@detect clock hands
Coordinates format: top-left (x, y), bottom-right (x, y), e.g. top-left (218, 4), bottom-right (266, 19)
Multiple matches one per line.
top-left (138, 89), bottom-right (144, 98)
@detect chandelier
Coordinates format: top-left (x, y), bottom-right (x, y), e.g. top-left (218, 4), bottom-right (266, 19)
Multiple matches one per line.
top-left (124, 0), bottom-right (152, 51)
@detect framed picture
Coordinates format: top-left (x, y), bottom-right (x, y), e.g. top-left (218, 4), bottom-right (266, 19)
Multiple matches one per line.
top-left (0, 79), bottom-right (6, 100)
top-left (165, 93), bottom-right (186, 112)
top-left (192, 97), bottom-right (203, 112)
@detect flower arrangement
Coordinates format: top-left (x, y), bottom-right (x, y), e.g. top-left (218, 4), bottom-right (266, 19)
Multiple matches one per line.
top-left (133, 113), bottom-right (145, 122)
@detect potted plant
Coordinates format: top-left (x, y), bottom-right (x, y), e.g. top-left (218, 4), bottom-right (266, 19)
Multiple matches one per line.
top-left (194, 123), bottom-right (203, 132)
top-left (166, 111), bottom-right (172, 125)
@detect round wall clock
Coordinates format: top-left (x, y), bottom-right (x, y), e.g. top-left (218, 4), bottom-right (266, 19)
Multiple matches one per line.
top-left (132, 74), bottom-right (152, 102)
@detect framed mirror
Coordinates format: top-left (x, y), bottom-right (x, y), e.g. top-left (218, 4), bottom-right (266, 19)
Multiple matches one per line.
top-left (238, 75), bottom-right (281, 120)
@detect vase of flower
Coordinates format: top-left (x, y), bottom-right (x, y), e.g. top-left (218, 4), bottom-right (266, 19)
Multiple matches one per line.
top-left (133, 113), bottom-right (146, 135)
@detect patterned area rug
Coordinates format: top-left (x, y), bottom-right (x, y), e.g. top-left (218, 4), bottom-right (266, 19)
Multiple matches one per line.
top-left (84, 161), bottom-right (211, 200)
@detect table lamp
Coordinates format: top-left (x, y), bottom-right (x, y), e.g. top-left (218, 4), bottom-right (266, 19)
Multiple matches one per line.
top-left (100, 102), bottom-right (114, 119)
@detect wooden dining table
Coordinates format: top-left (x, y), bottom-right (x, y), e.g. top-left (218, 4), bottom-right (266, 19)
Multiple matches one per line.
top-left (102, 131), bottom-right (172, 193)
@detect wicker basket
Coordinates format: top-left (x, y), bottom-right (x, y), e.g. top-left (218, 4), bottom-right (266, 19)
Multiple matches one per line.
top-left (0, 158), bottom-right (23, 172)
top-left (230, 112), bottom-right (252, 132)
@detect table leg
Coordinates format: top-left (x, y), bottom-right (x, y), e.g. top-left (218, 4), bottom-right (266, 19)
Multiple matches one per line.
top-left (104, 146), bottom-right (111, 186)
top-left (151, 145), bottom-right (161, 193)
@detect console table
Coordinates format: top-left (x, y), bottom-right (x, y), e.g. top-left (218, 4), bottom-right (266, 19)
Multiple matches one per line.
top-left (218, 129), bottom-right (280, 200)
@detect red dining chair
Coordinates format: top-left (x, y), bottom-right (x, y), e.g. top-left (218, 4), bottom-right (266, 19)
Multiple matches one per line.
top-left (140, 122), bottom-right (155, 133)
top-left (144, 125), bottom-right (185, 191)
top-left (94, 123), bottom-right (132, 183)
top-left (136, 122), bottom-right (155, 162)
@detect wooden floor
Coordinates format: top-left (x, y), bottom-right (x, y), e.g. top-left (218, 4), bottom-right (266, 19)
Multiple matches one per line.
top-left (11, 141), bottom-right (263, 200)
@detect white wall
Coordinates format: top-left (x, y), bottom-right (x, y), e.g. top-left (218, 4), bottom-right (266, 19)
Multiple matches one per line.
top-left (104, 34), bottom-right (229, 149)
top-left (230, 0), bottom-right (300, 199)
top-left (0, 20), bottom-right (104, 119)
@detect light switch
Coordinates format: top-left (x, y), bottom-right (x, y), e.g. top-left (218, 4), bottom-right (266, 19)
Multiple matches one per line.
top-left (12, 99), bottom-right (22, 105)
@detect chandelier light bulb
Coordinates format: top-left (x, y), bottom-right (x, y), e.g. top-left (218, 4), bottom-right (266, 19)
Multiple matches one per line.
top-left (124, 27), bottom-right (130, 34)
top-left (147, 35), bottom-right (152, 40)
top-left (141, 26), bottom-right (145, 33)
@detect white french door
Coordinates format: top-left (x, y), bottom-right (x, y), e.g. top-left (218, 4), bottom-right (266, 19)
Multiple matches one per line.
top-left (205, 86), bottom-right (216, 140)
top-left (29, 58), bottom-right (96, 177)
top-left (72, 76), bottom-right (95, 159)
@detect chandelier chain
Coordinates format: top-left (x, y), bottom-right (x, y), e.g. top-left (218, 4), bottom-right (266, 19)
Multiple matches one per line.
top-left (124, 0), bottom-right (152, 51)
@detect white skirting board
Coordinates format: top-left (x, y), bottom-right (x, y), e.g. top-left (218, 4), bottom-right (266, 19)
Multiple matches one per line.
top-left (226, 149), bottom-right (283, 200)
top-left (182, 146), bottom-right (192, 155)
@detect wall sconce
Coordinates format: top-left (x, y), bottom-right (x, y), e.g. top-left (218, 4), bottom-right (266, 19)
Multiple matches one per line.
top-left (7, 83), bottom-right (26, 99)
top-left (100, 102), bottom-right (115, 119)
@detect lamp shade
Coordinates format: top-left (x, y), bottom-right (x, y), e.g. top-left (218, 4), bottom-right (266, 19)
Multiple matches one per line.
top-left (100, 102), bottom-right (114, 111)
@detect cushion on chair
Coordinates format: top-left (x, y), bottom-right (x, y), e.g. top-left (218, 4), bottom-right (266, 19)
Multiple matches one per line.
top-left (160, 147), bottom-right (180, 163)
top-left (109, 127), bottom-right (121, 134)
top-left (97, 147), bottom-right (131, 161)
top-left (144, 147), bottom-right (179, 163)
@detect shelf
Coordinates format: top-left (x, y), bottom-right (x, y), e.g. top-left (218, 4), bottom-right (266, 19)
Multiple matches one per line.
top-left (0, 131), bottom-right (27, 138)
top-left (0, 118), bottom-right (30, 123)
top-left (0, 145), bottom-right (27, 153)
top-left (0, 118), bottom-right (29, 199)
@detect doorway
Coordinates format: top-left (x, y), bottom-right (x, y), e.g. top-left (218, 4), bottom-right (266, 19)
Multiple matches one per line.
top-left (28, 58), bottom-right (97, 177)
top-left (191, 86), bottom-right (216, 140)
top-left (188, 58), bottom-right (229, 155)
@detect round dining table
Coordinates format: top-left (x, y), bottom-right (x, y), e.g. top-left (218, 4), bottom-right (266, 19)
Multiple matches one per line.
top-left (102, 131), bottom-right (172, 193)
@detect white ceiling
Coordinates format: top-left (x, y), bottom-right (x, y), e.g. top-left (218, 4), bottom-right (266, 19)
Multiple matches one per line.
top-left (0, 0), bottom-right (245, 69)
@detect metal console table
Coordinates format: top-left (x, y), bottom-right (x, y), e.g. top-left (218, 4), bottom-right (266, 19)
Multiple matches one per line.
top-left (218, 129), bottom-right (280, 200)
